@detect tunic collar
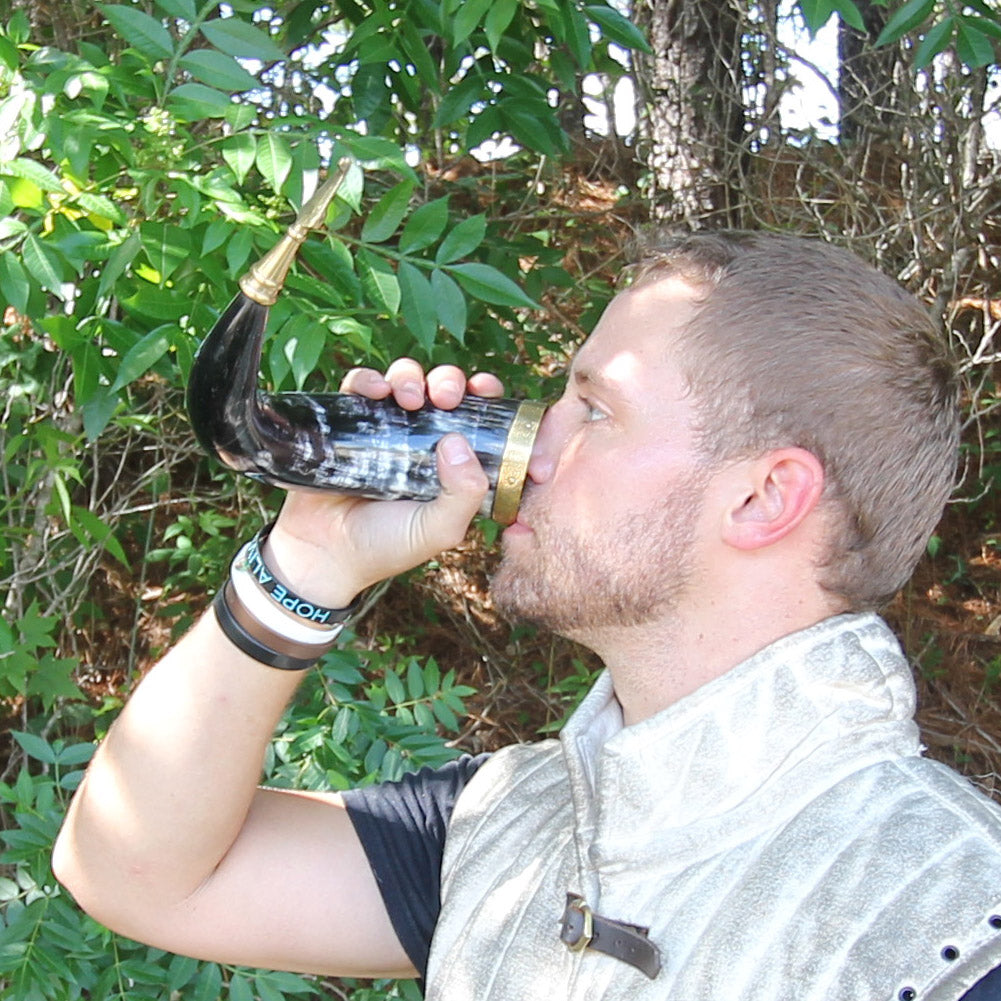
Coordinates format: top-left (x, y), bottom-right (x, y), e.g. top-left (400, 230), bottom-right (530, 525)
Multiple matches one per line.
top-left (560, 613), bottom-right (922, 871)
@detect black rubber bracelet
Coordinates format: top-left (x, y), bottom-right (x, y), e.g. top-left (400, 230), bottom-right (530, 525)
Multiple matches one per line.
top-left (238, 522), bottom-right (361, 626)
top-left (212, 588), bottom-right (320, 672)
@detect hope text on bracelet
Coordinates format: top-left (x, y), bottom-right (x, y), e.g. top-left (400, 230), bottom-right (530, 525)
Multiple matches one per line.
top-left (235, 522), bottom-right (360, 625)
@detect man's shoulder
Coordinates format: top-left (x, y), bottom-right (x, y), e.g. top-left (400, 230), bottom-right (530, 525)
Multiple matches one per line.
top-left (456, 738), bottom-right (565, 802)
top-left (882, 754), bottom-right (1001, 846)
top-left (800, 751), bottom-right (1001, 862)
top-left (445, 737), bottom-right (567, 838)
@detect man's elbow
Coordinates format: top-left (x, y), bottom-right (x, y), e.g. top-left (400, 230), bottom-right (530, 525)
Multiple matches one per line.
top-left (52, 816), bottom-right (162, 941)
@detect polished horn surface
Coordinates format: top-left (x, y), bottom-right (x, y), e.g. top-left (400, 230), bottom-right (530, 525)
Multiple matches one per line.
top-left (186, 159), bottom-right (544, 524)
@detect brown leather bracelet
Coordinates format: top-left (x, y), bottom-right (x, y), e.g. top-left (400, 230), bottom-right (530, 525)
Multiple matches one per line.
top-left (213, 580), bottom-right (342, 671)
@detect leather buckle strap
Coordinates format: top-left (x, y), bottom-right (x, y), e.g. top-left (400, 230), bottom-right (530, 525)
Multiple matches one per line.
top-left (559, 893), bottom-right (662, 980)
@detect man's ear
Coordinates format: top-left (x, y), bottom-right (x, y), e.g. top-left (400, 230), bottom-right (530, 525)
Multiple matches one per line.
top-left (721, 448), bottom-right (825, 551)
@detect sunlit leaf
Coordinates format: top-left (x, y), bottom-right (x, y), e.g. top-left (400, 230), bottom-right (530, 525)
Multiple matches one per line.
top-left (357, 248), bottom-right (401, 315)
top-left (139, 222), bottom-right (192, 283)
top-left (448, 262), bottom-right (538, 308)
top-left (956, 19), bottom-right (996, 67)
top-left (256, 132), bottom-right (293, 194)
top-left (21, 234), bottom-right (66, 298)
top-left (109, 326), bottom-right (172, 393)
top-left (156, 0), bottom-right (197, 20)
top-left (0, 251), bottom-right (30, 313)
top-left (179, 49), bottom-right (259, 92)
top-left (431, 269), bottom-right (467, 342)
top-left (1, 157), bottom-right (63, 192)
top-left (584, 4), bottom-right (653, 53)
top-left (280, 313), bottom-right (328, 389)
top-left (398, 260), bottom-right (437, 353)
top-left (875, 0), bottom-right (935, 46)
top-left (167, 82), bottom-right (233, 118)
top-left (98, 4), bottom-right (174, 60)
top-left (221, 133), bottom-right (257, 185)
top-left (399, 197), bottom-right (449, 254)
top-left (435, 214), bottom-right (486, 264)
top-left (485, 0), bottom-right (519, 51)
top-left (453, 0), bottom-right (492, 45)
top-left (200, 17), bottom-right (287, 62)
top-left (361, 180), bottom-right (415, 243)
top-left (914, 17), bottom-right (955, 68)
top-left (11, 731), bottom-right (56, 766)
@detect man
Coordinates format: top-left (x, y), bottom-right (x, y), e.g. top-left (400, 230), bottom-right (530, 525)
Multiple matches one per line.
top-left (54, 232), bottom-right (1001, 999)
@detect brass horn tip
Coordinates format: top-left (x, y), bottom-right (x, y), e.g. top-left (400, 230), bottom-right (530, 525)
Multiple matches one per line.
top-left (294, 157), bottom-right (355, 232)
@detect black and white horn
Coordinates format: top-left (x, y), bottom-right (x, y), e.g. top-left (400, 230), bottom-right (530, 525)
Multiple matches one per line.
top-left (186, 158), bottom-right (545, 525)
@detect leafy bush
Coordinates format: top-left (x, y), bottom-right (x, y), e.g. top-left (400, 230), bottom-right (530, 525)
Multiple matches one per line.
top-left (0, 1), bottom-right (640, 995)
top-left (0, 644), bottom-right (477, 1000)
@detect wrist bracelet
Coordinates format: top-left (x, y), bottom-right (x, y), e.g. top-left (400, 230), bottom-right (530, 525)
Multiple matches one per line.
top-left (213, 581), bottom-right (341, 671)
top-left (234, 522), bottom-right (360, 627)
top-left (229, 562), bottom-right (343, 644)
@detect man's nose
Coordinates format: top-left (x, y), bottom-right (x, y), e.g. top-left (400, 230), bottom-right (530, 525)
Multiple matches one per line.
top-left (526, 405), bottom-right (564, 485)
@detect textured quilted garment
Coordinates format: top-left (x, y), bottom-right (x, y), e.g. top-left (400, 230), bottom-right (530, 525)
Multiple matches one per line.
top-left (428, 614), bottom-right (1001, 1001)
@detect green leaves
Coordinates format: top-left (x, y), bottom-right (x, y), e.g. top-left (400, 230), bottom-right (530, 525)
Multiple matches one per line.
top-left (108, 326), bottom-right (172, 394)
top-left (956, 16), bottom-right (1001, 68)
top-left (352, 189), bottom-right (537, 355)
top-left (0, 252), bottom-right (30, 313)
top-left (20, 234), bottom-right (65, 299)
top-left (398, 261), bottom-right (437, 352)
top-left (436, 215), bottom-right (487, 264)
top-left (872, 0), bottom-right (1000, 69)
top-left (799, 0), bottom-right (865, 35)
top-left (792, 0), bottom-right (999, 70)
top-left (399, 197), bottom-right (450, 253)
top-left (448, 262), bottom-right (538, 309)
top-left (585, 4), bottom-right (653, 54)
top-left (362, 180), bottom-right (416, 243)
top-left (0, 603), bottom-right (83, 711)
top-left (256, 133), bottom-right (294, 194)
top-left (97, 4), bottom-right (173, 60)
top-left (199, 16), bottom-right (287, 63)
top-left (222, 133), bottom-right (257, 184)
top-left (179, 50), bottom-right (259, 93)
top-left (875, 0), bottom-right (936, 46)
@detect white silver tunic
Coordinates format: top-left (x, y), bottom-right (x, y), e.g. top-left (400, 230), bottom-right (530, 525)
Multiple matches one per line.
top-left (427, 614), bottom-right (1001, 1001)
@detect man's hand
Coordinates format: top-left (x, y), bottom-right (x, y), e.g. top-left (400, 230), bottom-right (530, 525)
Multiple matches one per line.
top-left (266, 359), bottom-right (505, 608)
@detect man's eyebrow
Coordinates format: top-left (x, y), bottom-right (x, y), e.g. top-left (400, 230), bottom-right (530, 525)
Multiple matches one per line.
top-left (571, 366), bottom-right (616, 395)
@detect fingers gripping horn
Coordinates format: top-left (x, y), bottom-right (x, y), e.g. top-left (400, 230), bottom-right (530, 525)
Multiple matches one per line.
top-left (186, 159), bottom-right (545, 525)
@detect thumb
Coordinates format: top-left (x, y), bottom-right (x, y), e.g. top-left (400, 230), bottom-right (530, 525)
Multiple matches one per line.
top-left (412, 434), bottom-right (489, 552)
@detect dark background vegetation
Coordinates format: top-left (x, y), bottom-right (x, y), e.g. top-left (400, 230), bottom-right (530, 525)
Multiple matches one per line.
top-left (1, 0), bottom-right (1000, 997)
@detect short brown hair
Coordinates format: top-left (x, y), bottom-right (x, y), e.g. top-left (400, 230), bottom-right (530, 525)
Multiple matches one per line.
top-left (628, 231), bottom-right (959, 610)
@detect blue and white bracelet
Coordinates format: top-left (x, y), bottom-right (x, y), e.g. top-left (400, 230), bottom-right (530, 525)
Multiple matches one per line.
top-left (213, 523), bottom-right (360, 671)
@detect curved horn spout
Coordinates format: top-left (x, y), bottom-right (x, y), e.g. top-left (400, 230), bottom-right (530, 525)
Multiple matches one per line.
top-left (186, 161), bottom-right (544, 524)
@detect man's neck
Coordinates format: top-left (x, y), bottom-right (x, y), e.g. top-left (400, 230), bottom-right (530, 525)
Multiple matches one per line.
top-left (576, 587), bottom-right (843, 727)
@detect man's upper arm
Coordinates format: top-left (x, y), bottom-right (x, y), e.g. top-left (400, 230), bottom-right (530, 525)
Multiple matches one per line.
top-left (343, 753), bottom-right (490, 978)
top-left (107, 787), bottom-right (416, 979)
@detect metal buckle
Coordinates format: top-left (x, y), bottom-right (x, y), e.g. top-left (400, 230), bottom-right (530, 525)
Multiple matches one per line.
top-left (565, 895), bottom-right (594, 953)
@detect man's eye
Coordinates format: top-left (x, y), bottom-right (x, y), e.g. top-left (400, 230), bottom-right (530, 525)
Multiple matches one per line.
top-left (585, 404), bottom-right (607, 422)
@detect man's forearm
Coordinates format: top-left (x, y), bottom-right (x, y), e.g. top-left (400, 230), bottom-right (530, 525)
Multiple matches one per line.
top-left (53, 610), bottom-right (305, 923)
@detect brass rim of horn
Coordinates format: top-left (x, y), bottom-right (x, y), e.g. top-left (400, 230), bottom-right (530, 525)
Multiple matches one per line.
top-left (491, 400), bottom-right (546, 525)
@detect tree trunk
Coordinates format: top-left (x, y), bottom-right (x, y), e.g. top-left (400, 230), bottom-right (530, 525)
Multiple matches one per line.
top-left (633, 0), bottom-right (747, 227)
top-left (837, 0), bottom-right (901, 144)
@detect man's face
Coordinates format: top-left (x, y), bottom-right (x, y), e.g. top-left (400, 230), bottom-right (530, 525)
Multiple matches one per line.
top-left (491, 278), bottom-right (715, 638)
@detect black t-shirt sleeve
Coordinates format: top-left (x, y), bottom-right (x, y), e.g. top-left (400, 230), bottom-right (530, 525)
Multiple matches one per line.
top-left (961, 965), bottom-right (1001, 1000)
top-left (342, 753), bottom-right (490, 979)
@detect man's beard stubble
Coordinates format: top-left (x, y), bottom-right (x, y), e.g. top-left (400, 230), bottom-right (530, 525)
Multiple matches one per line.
top-left (490, 476), bottom-right (707, 639)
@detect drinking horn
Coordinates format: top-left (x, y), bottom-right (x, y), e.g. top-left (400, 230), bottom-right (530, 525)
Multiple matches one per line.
top-left (186, 157), bottom-right (546, 525)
